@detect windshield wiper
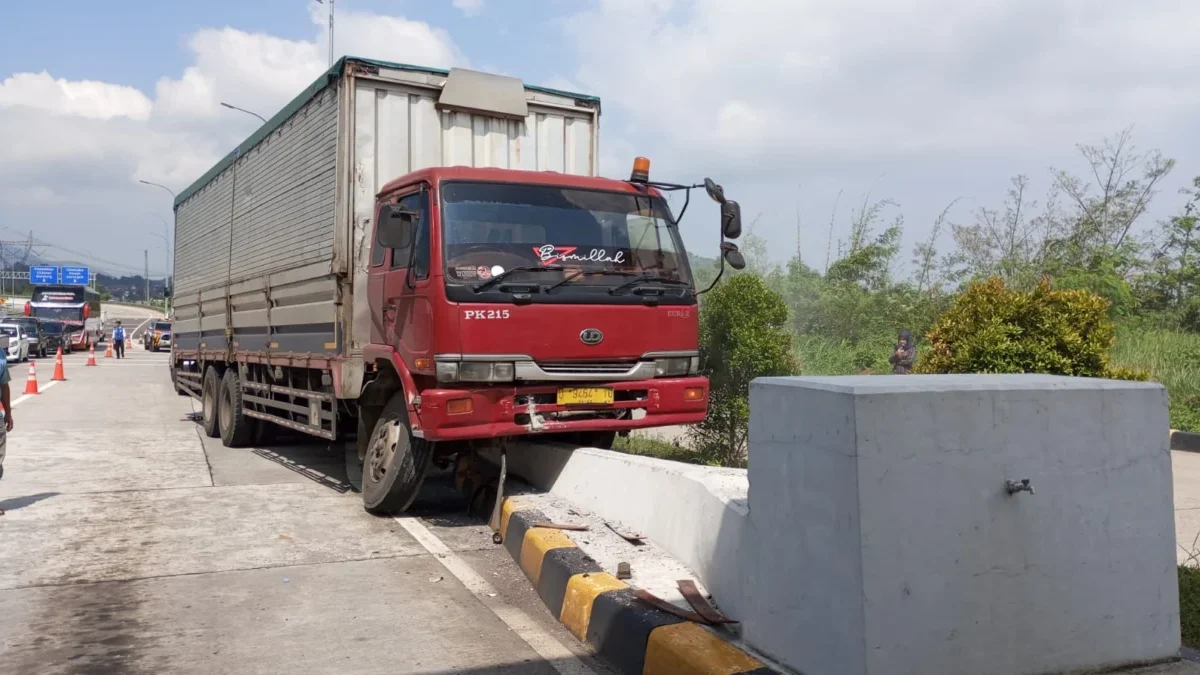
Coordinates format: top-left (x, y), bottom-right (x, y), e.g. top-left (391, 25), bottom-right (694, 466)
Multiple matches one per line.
top-left (542, 269), bottom-right (638, 294)
top-left (606, 274), bottom-right (692, 296)
top-left (472, 265), bottom-right (564, 293)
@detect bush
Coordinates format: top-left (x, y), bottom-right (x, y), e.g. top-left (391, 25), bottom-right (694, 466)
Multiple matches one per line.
top-left (690, 274), bottom-right (797, 467)
top-left (917, 276), bottom-right (1141, 380)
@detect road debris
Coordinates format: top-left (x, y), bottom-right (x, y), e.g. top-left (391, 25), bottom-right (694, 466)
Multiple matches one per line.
top-left (531, 521), bottom-right (590, 532)
top-left (678, 579), bottom-right (734, 624)
top-left (604, 520), bottom-right (645, 544)
top-left (616, 561), bottom-right (632, 580)
top-left (429, 575), bottom-right (444, 583)
top-left (633, 586), bottom-right (739, 626)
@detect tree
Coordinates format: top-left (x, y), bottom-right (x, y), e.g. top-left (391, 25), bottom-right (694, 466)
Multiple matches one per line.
top-left (690, 274), bottom-right (797, 467)
top-left (1138, 176), bottom-right (1200, 329)
top-left (1051, 127), bottom-right (1174, 262)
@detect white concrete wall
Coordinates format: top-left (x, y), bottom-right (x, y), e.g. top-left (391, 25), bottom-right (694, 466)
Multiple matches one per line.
top-left (749, 374), bottom-right (1179, 675)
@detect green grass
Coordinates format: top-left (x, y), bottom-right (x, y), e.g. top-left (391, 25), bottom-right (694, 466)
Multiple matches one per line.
top-left (611, 435), bottom-right (704, 465)
top-left (1181, 565), bottom-right (1200, 648)
top-left (1110, 327), bottom-right (1200, 432)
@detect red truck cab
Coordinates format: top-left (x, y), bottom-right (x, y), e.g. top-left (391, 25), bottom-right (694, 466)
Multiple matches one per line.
top-left (355, 158), bottom-right (745, 512)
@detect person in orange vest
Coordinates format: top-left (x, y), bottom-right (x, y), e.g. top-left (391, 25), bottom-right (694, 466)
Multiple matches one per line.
top-left (0, 344), bottom-right (12, 515)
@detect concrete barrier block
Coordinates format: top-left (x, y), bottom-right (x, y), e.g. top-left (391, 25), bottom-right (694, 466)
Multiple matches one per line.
top-left (484, 442), bottom-right (755, 623)
top-left (748, 374), bottom-right (1178, 675)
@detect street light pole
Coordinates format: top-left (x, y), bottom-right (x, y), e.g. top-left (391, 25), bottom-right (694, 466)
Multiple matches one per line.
top-left (146, 213), bottom-right (171, 277)
top-left (316, 0), bottom-right (334, 66)
top-left (137, 185), bottom-right (176, 314)
top-left (219, 102), bottom-right (267, 123)
top-left (138, 180), bottom-right (175, 199)
top-left (148, 231), bottom-right (169, 291)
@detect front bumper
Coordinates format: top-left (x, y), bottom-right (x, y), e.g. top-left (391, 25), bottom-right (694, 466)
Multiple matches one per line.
top-left (413, 376), bottom-right (709, 442)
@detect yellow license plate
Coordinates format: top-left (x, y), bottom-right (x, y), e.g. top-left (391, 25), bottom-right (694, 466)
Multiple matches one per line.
top-left (556, 387), bottom-right (614, 406)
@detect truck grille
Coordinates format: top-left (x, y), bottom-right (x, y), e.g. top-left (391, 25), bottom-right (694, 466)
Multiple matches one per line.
top-left (537, 361), bottom-right (638, 375)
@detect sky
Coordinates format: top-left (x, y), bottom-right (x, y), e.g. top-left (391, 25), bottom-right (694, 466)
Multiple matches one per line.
top-left (1, 0), bottom-right (1199, 278)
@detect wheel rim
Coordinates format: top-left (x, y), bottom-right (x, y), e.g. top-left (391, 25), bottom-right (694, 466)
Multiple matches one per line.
top-left (366, 418), bottom-right (403, 485)
top-left (219, 386), bottom-right (232, 434)
top-left (203, 382), bottom-right (215, 424)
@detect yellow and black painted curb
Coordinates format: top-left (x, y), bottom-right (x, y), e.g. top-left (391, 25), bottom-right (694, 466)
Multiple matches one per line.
top-left (499, 497), bottom-right (774, 675)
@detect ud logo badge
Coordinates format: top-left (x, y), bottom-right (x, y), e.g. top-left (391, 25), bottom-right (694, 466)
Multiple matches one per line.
top-left (579, 329), bottom-right (603, 345)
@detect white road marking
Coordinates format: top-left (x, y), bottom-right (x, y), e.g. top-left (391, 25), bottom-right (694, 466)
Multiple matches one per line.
top-left (132, 317), bottom-right (154, 340)
top-left (393, 515), bottom-right (596, 675)
top-left (12, 380), bottom-right (59, 407)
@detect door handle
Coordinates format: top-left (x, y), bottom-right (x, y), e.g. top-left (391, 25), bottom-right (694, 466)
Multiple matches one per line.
top-left (382, 303), bottom-right (397, 316)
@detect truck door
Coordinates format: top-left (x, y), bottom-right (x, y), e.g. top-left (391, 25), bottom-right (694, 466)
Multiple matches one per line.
top-left (367, 201), bottom-right (393, 345)
top-left (377, 186), bottom-right (434, 371)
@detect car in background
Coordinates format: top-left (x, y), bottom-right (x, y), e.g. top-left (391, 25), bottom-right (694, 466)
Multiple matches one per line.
top-left (39, 320), bottom-right (69, 355)
top-left (144, 320), bottom-right (172, 352)
top-left (60, 323), bottom-right (84, 353)
top-left (0, 324), bottom-right (29, 362)
top-left (6, 317), bottom-right (46, 358)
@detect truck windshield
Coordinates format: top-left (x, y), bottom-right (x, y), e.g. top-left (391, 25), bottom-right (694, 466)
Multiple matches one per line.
top-left (41, 322), bottom-right (64, 335)
top-left (31, 306), bottom-right (83, 321)
top-left (440, 182), bottom-right (691, 290)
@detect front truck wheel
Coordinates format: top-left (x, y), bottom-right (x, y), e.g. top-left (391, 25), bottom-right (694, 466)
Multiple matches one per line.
top-left (201, 367), bottom-right (222, 438)
top-left (361, 392), bottom-right (432, 515)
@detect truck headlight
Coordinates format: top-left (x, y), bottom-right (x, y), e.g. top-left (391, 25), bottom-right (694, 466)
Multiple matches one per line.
top-left (437, 361), bottom-right (515, 384)
top-left (654, 357), bottom-right (698, 377)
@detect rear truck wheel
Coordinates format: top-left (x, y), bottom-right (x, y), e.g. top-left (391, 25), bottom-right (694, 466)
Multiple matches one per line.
top-left (218, 369), bottom-right (256, 448)
top-left (201, 367), bottom-right (222, 438)
top-left (361, 393), bottom-right (432, 515)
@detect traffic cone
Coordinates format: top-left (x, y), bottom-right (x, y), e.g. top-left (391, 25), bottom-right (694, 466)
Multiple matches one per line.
top-left (104, 342), bottom-right (113, 359)
top-left (23, 361), bottom-right (39, 395)
top-left (86, 345), bottom-right (97, 367)
top-left (52, 348), bottom-right (66, 381)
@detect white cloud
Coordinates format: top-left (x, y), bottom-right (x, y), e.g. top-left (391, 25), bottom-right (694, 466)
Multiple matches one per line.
top-left (564, 0), bottom-right (1200, 258)
top-left (0, 72), bottom-right (152, 121)
top-left (0, 7), bottom-right (465, 273)
top-left (453, 0), bottom-right (486, 17)
top-left (566, 0), bottom-right (1200, 169)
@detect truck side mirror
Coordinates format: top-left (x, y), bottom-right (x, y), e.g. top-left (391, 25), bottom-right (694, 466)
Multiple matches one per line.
top-left (703, 178), bottom-right (726, 204)
top-left (721, 200), bottom-right (742, 240)
top-left (722, 243), bottom-right (746, 270)
top-left (377, 205), bottom-right (416, 249)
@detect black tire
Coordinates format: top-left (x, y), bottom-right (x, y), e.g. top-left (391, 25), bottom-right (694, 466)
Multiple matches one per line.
top-left (361, 392), bottom-right (433, 514)
top-left (218, 369), bottom-right (256, 447)
top-left (201, 367), bottom-right (222, 438)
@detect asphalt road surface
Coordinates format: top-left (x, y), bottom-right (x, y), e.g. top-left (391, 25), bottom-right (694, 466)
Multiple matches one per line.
top-left (0, 344), bottom-right (613, 675)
